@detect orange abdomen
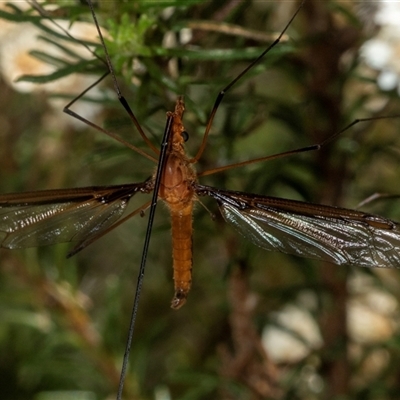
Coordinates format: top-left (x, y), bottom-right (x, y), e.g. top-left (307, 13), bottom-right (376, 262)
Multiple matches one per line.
top-left (170, 203), bottom-right (193, 309)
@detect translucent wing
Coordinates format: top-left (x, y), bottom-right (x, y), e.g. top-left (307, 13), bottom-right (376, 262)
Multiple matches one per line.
top-left (196, 185), bottom-right (400, 268)
top-left (0, 183), bottom-right (150, 251)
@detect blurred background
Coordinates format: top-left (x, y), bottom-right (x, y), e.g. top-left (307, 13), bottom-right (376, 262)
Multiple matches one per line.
top-left (1, 1), bottom-right (400, 399)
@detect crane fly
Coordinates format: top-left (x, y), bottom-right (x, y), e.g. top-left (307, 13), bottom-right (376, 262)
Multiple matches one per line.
top-left (3, 1), bottom-right (400, 398)
top-left (2, 96), bottom-right (400, 307)
top-left (1, 1), bottom-right (400, 312)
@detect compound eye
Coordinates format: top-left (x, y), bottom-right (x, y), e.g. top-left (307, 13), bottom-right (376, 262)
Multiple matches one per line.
top-left (181, 130), bottom-right (189, 142)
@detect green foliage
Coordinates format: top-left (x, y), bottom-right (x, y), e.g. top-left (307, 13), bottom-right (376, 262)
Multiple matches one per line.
top-left (1, 1), bottom-right (400, 400)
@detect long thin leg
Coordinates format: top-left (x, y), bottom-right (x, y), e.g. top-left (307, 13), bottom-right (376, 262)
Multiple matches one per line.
top-left (63, 72), bottom-right (158, 163)
top-left (29, 0), bottom-right (158, 163)
top-left (67, 200), bottom-right (152, 258)
top-left (190, 0), bottom-right (305, 163)
top-left (198, 115), bottom-right (400, 177)
top-left (28, 0), bottom-right (103, 63)
top-left (86, 0), bottom-right (159, 155)
top-left (116, 115), bottom-right (174, 400)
